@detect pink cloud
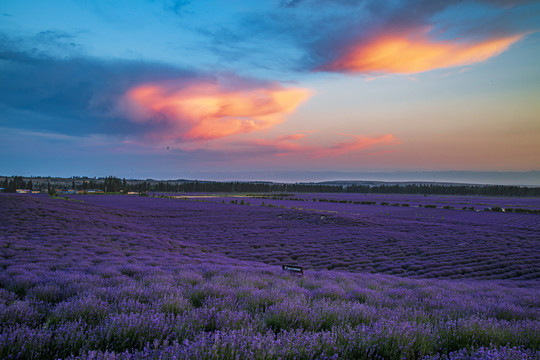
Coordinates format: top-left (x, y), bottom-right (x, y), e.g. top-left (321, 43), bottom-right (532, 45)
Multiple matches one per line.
top-left (312, 134), bottom-right (400, 157)
top-left (187, 132), bottom-right (399, 160)
top-left (120, 79), bottom-right (311, 141)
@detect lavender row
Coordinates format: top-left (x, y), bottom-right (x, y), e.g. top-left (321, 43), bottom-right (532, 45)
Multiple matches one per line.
top-left (56, 193), bottom-right (540, 280)
top-left (156, 191), bottom-right (540, 210)
top-left (1, 194), bottom-right (540, 359)
top-left (1, 263), bottom-right (539, 359)
top-left (291, 193), bottom-right (540, 210)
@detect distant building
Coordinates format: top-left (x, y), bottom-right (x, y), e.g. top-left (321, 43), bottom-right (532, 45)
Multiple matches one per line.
top-left (86, 189), bottom-right (105, 194)
top-left (16, 189), bottom-right (31, 194)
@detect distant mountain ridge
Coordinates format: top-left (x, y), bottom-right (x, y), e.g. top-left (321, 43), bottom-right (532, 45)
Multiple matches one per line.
top-left (314, 180), bottom-right (538, 188)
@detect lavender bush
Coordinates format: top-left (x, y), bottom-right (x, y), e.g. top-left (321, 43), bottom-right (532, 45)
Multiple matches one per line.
top-left (69, 192), bottom-right (540, 279)
top-left (0, 194), bottom-right (539, 359)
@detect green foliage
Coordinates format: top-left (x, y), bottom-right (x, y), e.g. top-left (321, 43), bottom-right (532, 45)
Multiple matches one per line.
top-left (103, 176), bottom-right (122, 193)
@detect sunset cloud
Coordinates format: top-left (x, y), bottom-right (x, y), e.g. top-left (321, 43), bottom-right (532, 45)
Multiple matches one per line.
top-left (198, 0), bottom-right (536, 76)
top-left (312, 134), bottom-right (400, 157)
top-left (2, 0), bottom-right (539, 177)
top-left (320, 30), bottom-right (523, 74)
top-left (180, 132), bottom-right (400, 161)
top-left (122, 80), bottom-right (311, 141)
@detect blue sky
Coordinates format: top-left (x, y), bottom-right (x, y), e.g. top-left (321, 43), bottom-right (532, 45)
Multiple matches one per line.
top-left (1, 0), bottom-right (539, 183)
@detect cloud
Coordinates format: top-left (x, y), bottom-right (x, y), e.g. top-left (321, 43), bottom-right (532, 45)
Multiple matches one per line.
top-left (0, 40), bottom-right (311, 144)
top-left (319, 28), bottom-right (523, 74)
top-left (199, 0), bottom-right (538, 75)
top-left (313, 134), bottom-right (399, 157)
top-left (308, 1), bottom-right (536, 74)
top-left (230, 134), bottom-right (309, 156)
top-left (0, 43), bottom-right (201, 137)
top-left (120, 79), bottom-right (311, 141)
top-left (164, 0), bottom-right (192, 15)
top-left (258, 133), bottom-right (399, 158)
top-left (175, 132), bottom-right (399, 162)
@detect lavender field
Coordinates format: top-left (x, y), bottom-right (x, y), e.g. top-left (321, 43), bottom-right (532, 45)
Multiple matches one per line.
top-left (1, 193), bottom-right (539, 359)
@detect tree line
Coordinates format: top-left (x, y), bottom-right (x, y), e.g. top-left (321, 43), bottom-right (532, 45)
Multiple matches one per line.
top-left (2, 176), bottom-right (540, 197)
top-left (141, 179), bottom-right (540, 197)
top-left (344, 183), bottom-right (540, 197)
top-left (1, 177), bottom-right (32, 193)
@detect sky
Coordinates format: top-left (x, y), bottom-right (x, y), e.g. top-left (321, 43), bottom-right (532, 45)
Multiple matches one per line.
top-left (1, 0), bottom-right (540, 184)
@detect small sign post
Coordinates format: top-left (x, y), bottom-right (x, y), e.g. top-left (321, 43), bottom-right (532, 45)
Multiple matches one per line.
top-left (282, 264), bottom-right (304, 276)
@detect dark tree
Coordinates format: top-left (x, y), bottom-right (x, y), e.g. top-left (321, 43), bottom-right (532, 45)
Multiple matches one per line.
top-left (47, 180), bottom-right (56, 196)
top-left (103, 176), bottom-right (122, 193)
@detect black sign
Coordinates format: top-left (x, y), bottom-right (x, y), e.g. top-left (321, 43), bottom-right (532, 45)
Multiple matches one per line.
top-left (282, 264), bottom-right (304, 276)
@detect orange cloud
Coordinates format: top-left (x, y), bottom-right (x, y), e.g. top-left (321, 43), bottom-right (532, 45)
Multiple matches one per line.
top-left (208, 133), bottom-right (399, 159)
top-left (322, 30), bottom-right (523, 74)
top-left (313, 134), bottom-right (399, 157)
top-left (123, 80), bottom-right (311, 141)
